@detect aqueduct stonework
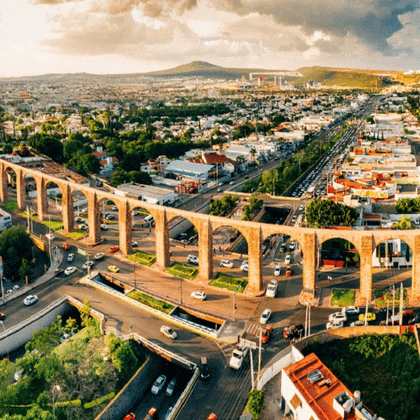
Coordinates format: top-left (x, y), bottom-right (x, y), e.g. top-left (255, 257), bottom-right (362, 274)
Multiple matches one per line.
top-left (1, 160), bottom-right (419, 300)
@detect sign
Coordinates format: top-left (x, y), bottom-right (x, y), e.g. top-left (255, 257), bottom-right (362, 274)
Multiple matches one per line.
top-left (239, 337), bottom-right (257, 349)
top-left (77, 248), bottom-right (87, 256)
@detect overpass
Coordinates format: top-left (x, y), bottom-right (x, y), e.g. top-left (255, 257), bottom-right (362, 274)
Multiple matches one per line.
top-left (1, 159), bottom-right (419, 301)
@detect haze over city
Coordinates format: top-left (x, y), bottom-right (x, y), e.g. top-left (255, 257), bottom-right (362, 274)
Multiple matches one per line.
top-left (2, 0), bottom-right (420, 77)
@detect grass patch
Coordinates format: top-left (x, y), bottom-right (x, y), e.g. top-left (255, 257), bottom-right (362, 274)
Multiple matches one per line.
top-left (331, 289), bottom-right (355, 306)
top-left (126, 290), bottom-right (174, 313)
top-left (42, 219), bottom-right (63, 231)
top-left (127, 251), bottom-right (156, 267)
top-left (210, 273), bottom-right (248, 292)
top-left (3, 201), bottom-right (18, 212)
top-left (166, 262), bottom-right (198, 280)
top-left (19, 211), bottom-right (38, 220)
top-left (375, 288), bottom-right (408, 308)
top-left (66, 230), bottom-right (86, 240)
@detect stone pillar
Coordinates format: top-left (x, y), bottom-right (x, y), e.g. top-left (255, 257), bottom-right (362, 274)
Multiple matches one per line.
top-left (119, 201), bottom-right (132, 256)
top-left (15, 168), bottom-right (26, 210)
top-left (87, 191), bottom-right (100, 244)
top-left (411, 235), bottom-right (420, 299)
top-left (155, 208), bottom-right (169, 270)
top-left (36, 175), bottom-right (47, 222)
top-left (359, 235), bottom-right (373, 302)
top-left (61, 184), bottom-right (74, 233)
top-left (198, 218), bottom-right (212, 282)
top-left (0, 162), bottom-right (8, 203)
top-left (247, 226), bottom-right (263, 293)
top-left (302, 232), bottom-right (316, 299)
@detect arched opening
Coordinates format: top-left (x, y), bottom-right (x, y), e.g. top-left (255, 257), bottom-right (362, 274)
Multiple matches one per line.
top-left (44, 181), bottom-right (63, 231)
top-left (372, 239), bottom-right (412, 309)
top-left (129, 205), bottom-right (157, 267)
top-left (98, 198), bottom-right (120, 248)
top-left (211, 224), bottom-right (249, 293)
top-left (5, 167), bottom-right (17, 203)
top-left (317, 237), bottom-right (360, 306)
top-left (70, 189), bottom-right (89, 239)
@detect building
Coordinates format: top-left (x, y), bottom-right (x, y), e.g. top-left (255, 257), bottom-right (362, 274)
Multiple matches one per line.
top-left (0, 208), bottom-right (12, 232)
top-left (114, 183), bottom-right (178, 206)
top-left (281, 353), bottom-right (381, 420)
top-left (161, 160), bottom-right (215, 183)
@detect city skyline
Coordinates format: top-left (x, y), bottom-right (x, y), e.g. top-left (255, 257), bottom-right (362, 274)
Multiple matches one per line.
top-left (1, 0), bottom-right (420, 78)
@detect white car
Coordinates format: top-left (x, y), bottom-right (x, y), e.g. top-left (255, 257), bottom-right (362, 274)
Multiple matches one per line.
top-left (132, 210), bottom-right (139, 216)
top-left (343, 306), bottom-right (360, 315)
top-left (266, 279), bottom-right (278, 298)
top-left (67, 253), bottom-right (75, 262)
top-left (111, 205), bottom-right (118, 211)
top-left (328, 312), bottom-right (347, 322)
top-left (151, 374), bottom-right (167, 395)
top-left (23, 295), bottom-right (38, 306)
top-left (191, 291), bottom-right (206, 301)
top-left (274, 266), bottom-right (281, 276)
top-left (45, 233), bottom-right (54, 241)
top-left (94, 253), bottom-right (105, 260)
top-left (229, 344), bottom-right (248, 370)
top-left (100, 224), bottom-right (108, 230)
top-left (12, 285), bottom-right (20, 291)
top-left (132, 241), bottom-right (138, 247)
top-left (350, 320), bottom-right (364, 327)
top-left (260, 308), bottom-right (272, 324)
top-left (82, 261), bottom-right (94, 269)
top-left (220, 259), bottom-right (234, 268)
top-left (285, 254), bottom-right (292, 265)
top-left (241, 260), bottom-right (248, 272)
top-left (289, 242), bottom-right (295, 251)
top-left (64, 266), bottom-right (77, 276)
top-left (160, 325), bottom-right (177, 340)
top-left (229, 180), bottom-right (235, 185)
top-left (187, 255), bottom-right (199, 265)
top-left (326, 320), bottom-right (344, 330)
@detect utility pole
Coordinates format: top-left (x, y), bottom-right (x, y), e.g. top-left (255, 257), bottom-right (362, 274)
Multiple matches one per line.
top-left (258, 328), bottom-right (262, 384)
top-left (399, 282), bottom-right (404, 326)
top-left (250, 349), bottom-right (255, 389)
top-left (87, 254), bottom-right (91, 280)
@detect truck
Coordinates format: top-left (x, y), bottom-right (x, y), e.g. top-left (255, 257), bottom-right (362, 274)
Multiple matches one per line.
top-left (283, 324), bottom-right (304, 339)
top-left (63, 242), bottom-right (70, 251)
top-left (229, 343), bottom-right (248, 370)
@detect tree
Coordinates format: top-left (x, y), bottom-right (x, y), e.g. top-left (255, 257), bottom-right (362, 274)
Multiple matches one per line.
top-left (306, 199), bottom-right (359, 228)
top-left (394, 215), bottom-right (414, 230)
top-left (27, 133), bottom-right (64, 163)
top-left (246, 389), bottom-right (265, 420)
top-left (19, 258), bottom-right (31, 279)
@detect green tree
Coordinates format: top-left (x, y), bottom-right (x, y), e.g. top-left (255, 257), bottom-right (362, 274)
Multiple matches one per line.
top-left (306, 198), bottom-right (359, 228)
top-left (394, 215), bottom-right (414, 230)
top-left (246, 389), bottom-right (265, 420)
top-left (19, 258), bottom-right (31, 279)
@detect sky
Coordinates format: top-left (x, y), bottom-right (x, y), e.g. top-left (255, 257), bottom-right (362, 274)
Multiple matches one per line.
top-left (1, 0), bottom-right (420, 77)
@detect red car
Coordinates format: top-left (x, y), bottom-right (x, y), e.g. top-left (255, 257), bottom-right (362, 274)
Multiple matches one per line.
top-left (144, 407), bottom-right (157, 420)
top-left (123, 413), bottom-right (135, 420)
top-left (261, 325), bottom-right (272, 344)
top-left (0, 312), bottom-right (5, 321)
top-left (109, 246), bottom-right (119, 253)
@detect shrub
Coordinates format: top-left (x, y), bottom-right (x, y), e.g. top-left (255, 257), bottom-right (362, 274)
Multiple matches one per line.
top-left (246, 389), bottom-right (265, 420)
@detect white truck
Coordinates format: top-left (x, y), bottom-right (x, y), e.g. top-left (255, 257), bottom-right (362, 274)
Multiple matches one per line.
top-left (229, 344), bottom-right (248, 370)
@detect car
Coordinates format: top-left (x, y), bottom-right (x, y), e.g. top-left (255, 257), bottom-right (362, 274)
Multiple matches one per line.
top-left (191, 291), bottom-right (206, 301)
top-left (132, 210), bottom-right (139, 216)
top-left (326, 320), bottom-right (343, 330)
top-left (229, 343), bottom-right (248, 369)
top-left (241, 260), bottom-right (248, 272)
top-left (94, 252), bottom-right (105, 260)
top-left (343, 306), bottom-right (360, 315)
top-left (76, 216), bottom-right (83, 222)
top-left (144, 408), bottom-right (157, 420)
top-left (200, 356), bottom-right (210, 379)
top-left (107, 265), bottom-right (120, 273)
top-left (82, 261), bottom-right (94, 269)
top-left (23, 295), bottom-right (38, 306)
top-left (12, 285), bottom-right (20, 291)
top-left (359, 313), bottom-right (376, 322)
top-left (279, 243), bottom-right (287, 253)
top-left (217, 188), bottom-right (222, 192)
top-left (123, 414), bottom-right (135, 420)
top-left (64, 266), bottom-right (77, 276)
top-left (187, 255), bottom-right (199, 265)
top-left (108, 246), bottom-right (119, 253)
top-left (67, 253), bottom-right (75, 262)
top-left (285, 254), bottom-right (291, 265)
top-left (283, 324), bottom-right (304, 339)
top-left (165, 406), bottom-right (174, 420)
top-left (350, 320), bottom-right (364, 327)
top-left (111, 205), bottom-right (118, 211)
top-left (151, 374), bottom-right (167, 395)
top-left (229, 180), bottom-right (235, 185)
top-left (266, 279), bottom-right (278, 297)
top-left (105, 214), bottom-right (114, 220)
top-left (45, 233), bottom-right (54, 241)
top-left (132, 240), bottom-right (138, 247)
top-left (166, 377), bottom-right (178, 396)
top-left (261, 325), bottom-right (273, 344)
top-left (160, 325), bottom-right (177, 340)
top-left (289, 242), bottom-right (295, 251)
top-left (274, 266), bottom-right (281, 276)
top-left (60, 333), bottom-right (71, 343)
top-left (328, 312), bottom-right (347, 322)
top-left (63, 242), bottom-right (70, 251)
top-left (260, 308), bottom-right (272, 324)
top-left (220, 259), bottom-right (234, 268)
top-left (100, 224), bottom-right (108, 230)
top-left (0, 312), bottom-right (5, 321)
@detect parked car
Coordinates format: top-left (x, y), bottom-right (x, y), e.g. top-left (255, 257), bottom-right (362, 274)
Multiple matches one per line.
top-left (45, 233), bottom-right (54, 241)
top-left (160, 325), bottom-right (177, 340)
top-left (342, 306), bottom-right (360, 315)
top-left (187, 255), bottom-right (199, 265)
top-left (123, 413), bottom-right (135, 420)
top-left (108, 246), bottom-right (119, 253)
top-left (359, 313), bottom-right (376, 322)
top-left (241, 260), bottom-right (248, 272)
top-left (12, 285), bottom-right (20, 291)
top-left (100, 224), bottom-right (108, 230)
top-left (64, 266), bottom-right (77, 276)
top-left (350, 320), bottom-right (364, 327)
top-left (260, 308), bottom-right (272, 324)
top-left (166, 377), bottom-right (178, 396)
top-left (111, 205), bottom-right (118, 211)
top-left (285, 266), bottom-right (292, 276)
top-left (285, 254), bottom-right (291, 265)
top-left (229, 343), bottom-right (248, 369)
top-left (105, 214), bottom-right (114, 220)
top-left (82, 261), bottom-right (94, 270)
top-left (151, 375), bottom-right (167, 395)
top-left (191, 291), bottom-right (206, 301)
top-left (132, 240), bottom-right (138, 247)
top-left (329, 312), bottom-right (347, 323)
top-left (107, 265), bottom-right (119, 273)
top-left (274, 266), bottom-right (281, 276)
top-left (67, 253), bottom-right (75, 262)
top-left (0, 312), bottom-right (5, 321)
top-left (95, 252), bottom-right (105, 260)
top-left (326, 320), bottom-right (343, 330)
top-left (144, 407), bottom-right (157, 420)
top-left (23, 295), bottom-right (38, 306)
top-left (220, 259), bottom-right (234, 268)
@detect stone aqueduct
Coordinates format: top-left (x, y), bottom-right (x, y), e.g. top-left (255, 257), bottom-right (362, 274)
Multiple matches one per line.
top-left (1, 159), bottom-right (420, 301)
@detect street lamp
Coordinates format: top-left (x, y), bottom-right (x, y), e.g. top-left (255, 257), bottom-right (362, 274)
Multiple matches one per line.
top-left (52, 385), bottom-right (60, 419)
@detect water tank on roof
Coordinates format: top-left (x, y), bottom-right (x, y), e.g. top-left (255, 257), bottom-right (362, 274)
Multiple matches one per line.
top-left (354, 390), bottom-right (361, 404)
top-left (343, 398), bottom-right (354, 413)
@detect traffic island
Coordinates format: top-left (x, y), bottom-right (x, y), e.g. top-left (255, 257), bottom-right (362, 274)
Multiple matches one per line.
top-left (166, 262), bottom-right (199, 280)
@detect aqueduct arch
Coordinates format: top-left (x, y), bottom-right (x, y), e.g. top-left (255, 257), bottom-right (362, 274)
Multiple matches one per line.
top-left (0, 159), bottom-right (419, 299)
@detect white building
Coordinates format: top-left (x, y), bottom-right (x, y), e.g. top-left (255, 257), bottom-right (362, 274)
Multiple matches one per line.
top-left (0, 209), bottom-right (12, 232)
top-left (114, 183), bottom-right (178, 206)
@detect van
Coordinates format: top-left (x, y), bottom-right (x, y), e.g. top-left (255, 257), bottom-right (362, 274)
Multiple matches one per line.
top-left (144, 215), bottom-right (154, 224)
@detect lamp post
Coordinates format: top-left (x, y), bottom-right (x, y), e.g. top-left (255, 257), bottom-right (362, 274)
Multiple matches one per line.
top-left (52, 385), bottom-right (60, 419)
